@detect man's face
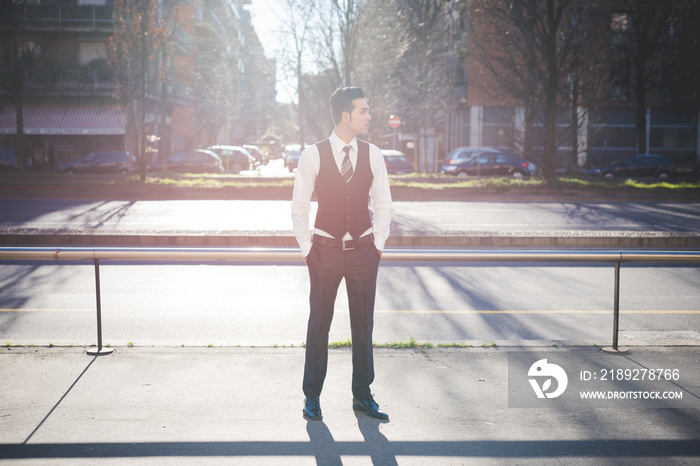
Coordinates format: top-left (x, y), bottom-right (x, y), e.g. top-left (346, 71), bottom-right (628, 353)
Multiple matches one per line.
top-left (347, 98), bottom-right (371, 136)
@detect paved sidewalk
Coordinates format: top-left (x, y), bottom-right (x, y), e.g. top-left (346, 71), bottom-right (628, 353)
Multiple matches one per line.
top-left (1, 346), bottom-right (699, 465)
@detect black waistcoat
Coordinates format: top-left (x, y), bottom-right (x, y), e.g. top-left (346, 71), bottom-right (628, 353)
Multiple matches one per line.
top-left (314, 138), bottom-right (373, 239)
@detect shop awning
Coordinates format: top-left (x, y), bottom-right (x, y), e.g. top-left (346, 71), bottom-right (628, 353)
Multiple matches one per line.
top-left (0, 103), bottom-right (126, 135)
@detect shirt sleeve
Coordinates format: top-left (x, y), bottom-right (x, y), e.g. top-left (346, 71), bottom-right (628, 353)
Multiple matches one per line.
top-left (368, 144), bottom-right (392, 251)
top-left (291, 144), bottom-right (319, 257)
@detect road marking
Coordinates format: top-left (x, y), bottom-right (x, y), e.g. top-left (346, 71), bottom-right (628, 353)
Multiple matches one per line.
top-left (1, 308), bottom-right (699, 314)
top-left (0, 308), bottom-right (95, 312)
top-left (377, 310), bottom-right (700, 314)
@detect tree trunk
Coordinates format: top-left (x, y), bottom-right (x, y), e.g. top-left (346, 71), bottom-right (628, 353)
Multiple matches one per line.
top-left (138, 0), bottom-right (149, 183)
top-left (635, 63), bottom-right (647, 154)
top-left (9, 2), bottom-right (27, 169)
top-left (542, 0), bottom-right (559, 180)
top-left (543, 99), bottom-right (557, 180)
top-left (570, 74), bottom-right (579, 170)
top-left (14, 99), bottom-right (26, 169)
top-left (297, 56), bottom-right (305, 148)
top-left (524, 106), bottom-right (535, 164)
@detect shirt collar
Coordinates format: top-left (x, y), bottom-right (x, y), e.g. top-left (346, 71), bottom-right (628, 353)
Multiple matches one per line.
top-left (330, 131), bottom-right (357, 155)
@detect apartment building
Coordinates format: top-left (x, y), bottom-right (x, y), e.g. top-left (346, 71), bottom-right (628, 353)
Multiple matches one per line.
top-left (0, 0), bottom-right (274, 168)
top-left (444, 0), bottom-right (699, 169)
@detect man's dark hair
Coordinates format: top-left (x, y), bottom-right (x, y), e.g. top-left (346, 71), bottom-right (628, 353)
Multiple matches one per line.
top-left (329, 87), bottom-right (364, 126)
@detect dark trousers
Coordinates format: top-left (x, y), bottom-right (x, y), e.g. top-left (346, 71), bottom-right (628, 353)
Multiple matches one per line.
top-left (303, 238), bottom-right (381, 399)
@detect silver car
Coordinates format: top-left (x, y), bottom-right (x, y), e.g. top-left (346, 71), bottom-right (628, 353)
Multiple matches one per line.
top-left (441, 147), bottom-right (502, 177)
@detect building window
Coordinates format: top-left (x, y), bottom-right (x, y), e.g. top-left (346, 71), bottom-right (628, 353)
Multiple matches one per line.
top-left (609, 61), bottom-right (629, 100)
top-left (649, 109), bottom-right (698, 164)
top-left (611, 12), bottom-right (630, 47)
top-left (587, 109), bottom-right (636, 166)
top-left (660, 62), bottom-right (680, 100)
top-left (482, 107), bottom-right (514, 148)
top-left (650, 127), bottom-right (696, 149)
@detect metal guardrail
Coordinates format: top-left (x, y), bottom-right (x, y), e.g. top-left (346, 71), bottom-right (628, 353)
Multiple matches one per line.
top-left (1, 247), bottom-right (699, 355)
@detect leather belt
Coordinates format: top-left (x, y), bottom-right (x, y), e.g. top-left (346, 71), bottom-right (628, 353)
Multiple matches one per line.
top-left (313, 233), bottom-right (374, 251)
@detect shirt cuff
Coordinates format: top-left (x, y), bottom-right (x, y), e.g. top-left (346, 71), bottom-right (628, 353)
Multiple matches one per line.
top-left (300, 241), bottom-right (312, 258)
top-left (373, 235), bottom-right (387, 252)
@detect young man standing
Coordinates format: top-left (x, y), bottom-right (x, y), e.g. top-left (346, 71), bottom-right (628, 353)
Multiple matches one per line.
top-left (291, 87), bottom-right (392, 421)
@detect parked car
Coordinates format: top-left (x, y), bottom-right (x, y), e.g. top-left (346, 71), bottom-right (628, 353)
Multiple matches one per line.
top-left (58, 150), bottom-right (134, 174)
top-left (381, 149), bottom-right (414, 174)
top-left (441, 146), bottom-right (502, 176)
top-left (164, 149), bottom-right (224, 174)
top-left (586, 154), bottom-right (677, 179)
top-left (0, 149), bottom-right (21, 169)
top-left (243, 144), bottom-right (264, 165)
top-left (207, 145), bottom-right (254, 174)
top-left (284, 145), bottom-right (302, 172)
top-left (444, 149), bottom-right (538, 179)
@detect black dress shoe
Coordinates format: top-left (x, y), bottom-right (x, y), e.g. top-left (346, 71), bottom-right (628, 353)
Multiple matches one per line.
top-left (303, 396), bottom-right (323, 421)
top-left (353, 394), bottom-right (389, 420)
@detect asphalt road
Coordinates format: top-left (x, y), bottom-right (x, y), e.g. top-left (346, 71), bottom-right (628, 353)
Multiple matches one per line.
top-left (1, 260), bottom-right (698, 348)
top-left (1, 191), bottom-right (698, 347)
top-left (1, 198), bottom-right (699, 236)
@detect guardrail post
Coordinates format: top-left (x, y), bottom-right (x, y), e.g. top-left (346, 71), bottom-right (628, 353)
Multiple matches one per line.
top-left (87, 259), bottom-right (113, 355)
top-left (604, 259), bottom-right (629, 354)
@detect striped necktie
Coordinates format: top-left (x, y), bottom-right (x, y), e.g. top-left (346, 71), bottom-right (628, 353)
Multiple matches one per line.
top-left (340, 145), bottom-right (353, 182)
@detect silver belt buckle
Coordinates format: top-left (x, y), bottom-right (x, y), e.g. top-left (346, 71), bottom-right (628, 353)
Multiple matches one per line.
top-left (342, 239), bottom-right (355, 251)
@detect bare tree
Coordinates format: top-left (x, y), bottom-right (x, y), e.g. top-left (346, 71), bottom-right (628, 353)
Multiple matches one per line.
top-left (0, 0), bottom-right (31, 169)
top-left (285, 0), bottom-right (453, 169)
top-left (613, 1), bottom-right (682, 155)
top-left (275, 0), bottom-right (317, 147)
top-left (352, 0), bottom-right (410, 141)
top-left (674, 1), bottom-right (700, 104)
top-left (109, 0), bottom-right (174, 182)
top-left (316, 0), bottom-right (363, 86)
top-left (562, 1), bottom-right (613, 169)
top-left (239, 21), bottom-right (276, 145)
top-left (469, 0), bottom-right (591, 179)
top-left (275, 0), bottom-right (385, 145)
top-left (194, 30), bottom-right (236, 147)
top-left (391, 0), bottom-right (451, 148)
top-left (299, 69), bottom-right (342, 142)
top-left (303, 0), bottom-right (397, 140)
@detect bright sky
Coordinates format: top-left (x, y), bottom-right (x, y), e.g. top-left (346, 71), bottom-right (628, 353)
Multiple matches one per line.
top-left (246, 0), bottom-right (281, 60)
top-left (246, 0), bottom-right (292, 102)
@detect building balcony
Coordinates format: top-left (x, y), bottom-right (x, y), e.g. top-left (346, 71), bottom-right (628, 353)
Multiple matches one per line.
top-left (165, 81), bottom-right (194, 106)
top-left (1, 68), bottom-right (117, 98)
top-left (0, 4), bottom-right (114, 33)
top-left (194, 6), bottom-right (229, 43)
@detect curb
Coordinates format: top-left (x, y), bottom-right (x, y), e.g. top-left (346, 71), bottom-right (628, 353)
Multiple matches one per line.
top-left (2, 232), bottom-right (699, 248)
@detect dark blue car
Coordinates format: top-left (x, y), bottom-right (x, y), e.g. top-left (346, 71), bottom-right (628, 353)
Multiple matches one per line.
top-left (586, 154), bottom-right (677, 179)
top-left (0, 149), bottom-right (20, 169)
top-left (59, 150), bottom-right (134, 174)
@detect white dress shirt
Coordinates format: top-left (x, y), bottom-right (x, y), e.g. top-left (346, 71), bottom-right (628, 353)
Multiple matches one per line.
top-left (291, 131), bottom-right (392, 258)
